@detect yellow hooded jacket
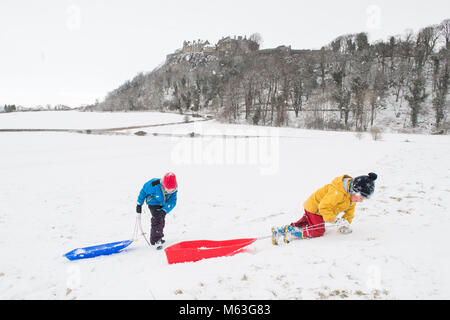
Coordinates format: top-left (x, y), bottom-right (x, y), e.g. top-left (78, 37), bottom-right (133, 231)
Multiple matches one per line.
top-left (303, 175), bottom-right (356, 224)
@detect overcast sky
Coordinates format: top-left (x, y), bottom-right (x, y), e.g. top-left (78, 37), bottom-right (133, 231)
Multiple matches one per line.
top-left (1, 0), bottom-right (448, 108)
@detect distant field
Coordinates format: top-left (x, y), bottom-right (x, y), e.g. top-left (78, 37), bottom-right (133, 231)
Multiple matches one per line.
top-left (0, 110), bottom-right (194, 130)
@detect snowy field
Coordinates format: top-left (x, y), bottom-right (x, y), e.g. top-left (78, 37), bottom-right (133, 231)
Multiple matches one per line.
top-left (0, 110), bottom-right (193, 130)
top-left (1, 111), bottom-right (450, 300)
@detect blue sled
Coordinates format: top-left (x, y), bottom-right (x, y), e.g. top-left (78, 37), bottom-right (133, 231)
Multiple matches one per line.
top-left (64, 240), bottom-right (133, 261)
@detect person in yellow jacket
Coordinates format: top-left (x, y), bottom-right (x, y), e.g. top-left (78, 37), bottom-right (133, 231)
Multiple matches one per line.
top-left (272, 173), bottom-right (377, 244)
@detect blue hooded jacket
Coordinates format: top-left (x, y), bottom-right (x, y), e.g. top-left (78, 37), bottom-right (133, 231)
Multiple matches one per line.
top-left (137, 178), bottom-right (177, 214)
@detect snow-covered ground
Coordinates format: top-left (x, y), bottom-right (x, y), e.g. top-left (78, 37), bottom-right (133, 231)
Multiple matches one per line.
top-left (0, 110), bottom-right (193, 130)
top-left (1, 111), bottom-right (450, 300)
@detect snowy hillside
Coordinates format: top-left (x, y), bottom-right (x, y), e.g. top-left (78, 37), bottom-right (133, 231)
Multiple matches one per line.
top-left (1, 111), bottom-right (449, 300)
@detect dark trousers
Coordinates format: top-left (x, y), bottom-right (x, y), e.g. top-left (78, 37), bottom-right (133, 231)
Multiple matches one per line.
top-left (149, 205), bottom-right (166, 245)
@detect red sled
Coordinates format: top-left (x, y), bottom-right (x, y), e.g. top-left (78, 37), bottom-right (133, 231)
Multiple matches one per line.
top-left (164, 238), bottom-right (257, 264)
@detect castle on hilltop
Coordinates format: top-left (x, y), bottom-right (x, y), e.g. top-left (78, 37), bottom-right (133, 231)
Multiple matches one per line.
top-left (166, 35), bottom-right (316, 63)
top-left (181, 39), bottom-right (215, 54)
top-left (167, 35), bottom-right (260, 61)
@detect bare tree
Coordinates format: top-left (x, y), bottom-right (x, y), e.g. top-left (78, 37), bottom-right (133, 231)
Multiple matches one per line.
top-left (432, 55), bottom-right (449, 128)
top-left (249, 33), bottom-right (263, 48)
top-left (439, 19), bottom-right (450, 50)
top-left (405, 72), bottom-right (429, 127)
top-left (415, 25), bottom-right (441, 70)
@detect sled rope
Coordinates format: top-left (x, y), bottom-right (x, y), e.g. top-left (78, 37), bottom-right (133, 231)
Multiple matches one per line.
top-left (131, 215), bottom-right (140, 241)
top-left (138, 214), bottom-right (152, 246)
top-left (131, 209), bottom-right (345, 249)
top-left (297, 221), bottom-right (342, 232)
top-left (264, 221), bottom-right (343, 241)
top-left (131, 207), bottom-right (152, 247)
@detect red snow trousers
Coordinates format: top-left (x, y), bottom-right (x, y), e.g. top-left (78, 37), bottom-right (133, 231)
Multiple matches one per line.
top-left (290, 210), bottom-right (325, 238)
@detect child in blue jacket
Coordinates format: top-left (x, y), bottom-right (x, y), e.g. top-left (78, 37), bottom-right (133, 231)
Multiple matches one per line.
top-left (136, 173), bottom-right (178, 248)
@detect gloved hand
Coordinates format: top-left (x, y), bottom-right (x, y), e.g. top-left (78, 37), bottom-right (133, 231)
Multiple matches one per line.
top-left (136, 204), bottom-right (142, 214)
top-left (334, 218), bottom-right (352, 234)
top-left (338, 225), bottom-right (352, 234)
